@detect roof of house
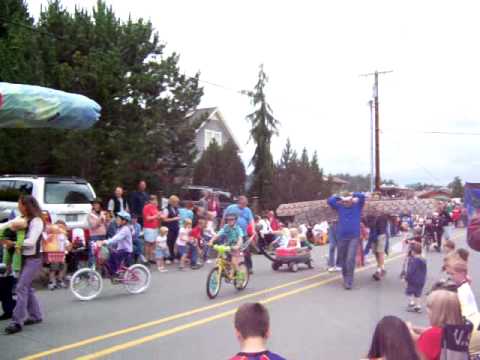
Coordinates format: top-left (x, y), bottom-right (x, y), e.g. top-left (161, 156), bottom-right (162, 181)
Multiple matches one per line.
top-left (276, 200), bottom-right (325, 217)
top-left (186, 107), bottom-right (242, 150)
top-left (417, 188), bottom-right (452, 199)
top-left (322, 176), bottom-right (349, 185)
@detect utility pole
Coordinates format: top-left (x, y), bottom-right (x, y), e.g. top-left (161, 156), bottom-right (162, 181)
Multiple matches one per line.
top-left (368, 100), bottom-right (374, 193)
top-left (361, 70), bottom-right (393, 192)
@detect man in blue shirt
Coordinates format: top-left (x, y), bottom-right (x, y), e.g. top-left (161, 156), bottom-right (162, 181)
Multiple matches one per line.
top-left (328, 192), bottom-right (366, 290)
top-left (223, 196), bottom-right (255, 273)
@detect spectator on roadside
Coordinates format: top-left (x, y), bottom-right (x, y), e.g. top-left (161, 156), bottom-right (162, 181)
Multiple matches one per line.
top-left (161, 195), bottom-right (181, 263)
top-left (130, 215), bottom-right (144, 264)
top-left (364, 316), bottom-right (420, 360)
top-left (408, 289), bottom-right (464, 360)
top-left (447, 260), bottom-right (480, 357)
top-left (207, 192), bottom-right (220, 220)
top-left (88, 198), bottom-right (107, 267)
top-left (198, 190), bottom-right (210, 214)
top-left (143, 195), bottom-right (161, 264)
top-left (5, 195), bottom-right (45, 335)
top-left (327, 192), bottom-right (366, 290)
top-left (439, 205), bottom-right (453, 243)
top-left (229, 303), bottom-right (286, 360)
top-left (128, 180), bottom-right (149, 227)
top-left (267, 210), bottom-right (280, 232)
top-left (223, 196), bottom-right (255, 274)
top-left (107, 187), bottom-right (129, 217)
top-left (179, 201), bottom-right (194, 227)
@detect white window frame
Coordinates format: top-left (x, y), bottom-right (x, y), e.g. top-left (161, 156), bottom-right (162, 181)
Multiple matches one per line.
top-left (204, 129), bottom-right (222, 149)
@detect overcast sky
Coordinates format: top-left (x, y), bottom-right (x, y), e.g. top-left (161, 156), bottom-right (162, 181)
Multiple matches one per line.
top-left (26, 0), bottom-right (480, 186)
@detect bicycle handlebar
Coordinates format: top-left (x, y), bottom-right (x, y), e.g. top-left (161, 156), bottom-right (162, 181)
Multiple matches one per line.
top-left (213, 244), bottom-right (232, 255)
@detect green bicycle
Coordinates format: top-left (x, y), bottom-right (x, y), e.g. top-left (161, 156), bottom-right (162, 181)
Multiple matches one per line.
top-left (206, 244), bottom-right (250, 299)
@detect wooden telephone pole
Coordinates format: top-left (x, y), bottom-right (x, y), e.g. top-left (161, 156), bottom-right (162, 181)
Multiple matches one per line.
top-left (361, 70), bottom-right (392, 192)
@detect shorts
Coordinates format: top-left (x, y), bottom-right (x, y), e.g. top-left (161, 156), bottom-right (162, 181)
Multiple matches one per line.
top-left (406, 284), bottom-right (423, 298)
top-left (155, 247), bottom-right (169, 259)
top-left (47, 262), bottom-right (65, 271)
top-left (375, 234), bottom-right (386, 253)
top-left (144, 228), bottom-right (159, 243)
top-left (177, 245), bottom-right (187, 257)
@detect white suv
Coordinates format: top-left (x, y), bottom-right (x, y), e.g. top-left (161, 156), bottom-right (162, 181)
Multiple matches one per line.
top-left (0, 175), bottom-right (96, 229)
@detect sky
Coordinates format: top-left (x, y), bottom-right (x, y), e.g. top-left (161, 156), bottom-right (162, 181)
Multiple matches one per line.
top-left (26, 0), bottom-right (480, 186)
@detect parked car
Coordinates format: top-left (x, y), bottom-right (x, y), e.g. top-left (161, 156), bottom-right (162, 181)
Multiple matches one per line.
top-left (179, 185), bottom-right (235, 217)
top-left (0, 175), bottom-right (96, 229)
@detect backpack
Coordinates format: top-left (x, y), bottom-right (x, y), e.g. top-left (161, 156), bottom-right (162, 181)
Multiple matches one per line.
top-left (440, 322), bottom-right (473, 360)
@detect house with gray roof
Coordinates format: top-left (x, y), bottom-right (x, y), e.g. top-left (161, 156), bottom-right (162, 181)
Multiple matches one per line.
top-left (187, 107), bottom-right (241, 158)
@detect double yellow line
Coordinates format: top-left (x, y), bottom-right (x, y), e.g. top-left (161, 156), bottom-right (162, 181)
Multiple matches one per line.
top-left (21, 251), bottom-right (406, 360)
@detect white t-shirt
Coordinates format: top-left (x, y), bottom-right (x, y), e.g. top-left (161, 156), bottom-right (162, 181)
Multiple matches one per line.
top-left (458, 282), bottom-right (479, 318)
top-left (156, 235), bottom-right (168, 249)
top-left (205, 221), bottom-right (216, 237)
top-left (299, 224), bottom-right (308, 237)
top-left (176, 228), bottom-right (190, 246)
top-left (258, 219), bottom-right (272, 237)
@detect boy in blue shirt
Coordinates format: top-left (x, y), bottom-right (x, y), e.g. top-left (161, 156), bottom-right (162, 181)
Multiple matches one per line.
top-left (230, 303), bottom-right (286, 360)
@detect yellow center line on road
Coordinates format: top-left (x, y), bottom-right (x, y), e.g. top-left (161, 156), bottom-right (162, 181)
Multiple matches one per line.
top-left (75, 253), bottom-right (405, 360)
top-left (20, 267), bottom-right (334, 360)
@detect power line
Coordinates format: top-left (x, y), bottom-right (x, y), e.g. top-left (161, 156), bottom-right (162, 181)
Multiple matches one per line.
top-left (382, 129), bottom-right (480, 136)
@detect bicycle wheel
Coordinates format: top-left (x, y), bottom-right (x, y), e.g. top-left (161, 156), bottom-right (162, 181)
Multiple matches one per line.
top-left (234, 262), bottom-right (249, 291)
top-left (206, 266), bottom-right (222, 299)
top-left (70, 268), bottom-right (103, 301)
top-left (123, 264), bottom-right (151, 294)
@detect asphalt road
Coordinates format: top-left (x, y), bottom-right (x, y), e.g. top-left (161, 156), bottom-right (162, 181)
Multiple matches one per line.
top-left (1, 228), bottom-right (476, 360)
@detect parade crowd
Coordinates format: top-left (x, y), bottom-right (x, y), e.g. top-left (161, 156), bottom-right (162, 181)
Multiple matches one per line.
top-left (0, 183), bottom-right (478, 360)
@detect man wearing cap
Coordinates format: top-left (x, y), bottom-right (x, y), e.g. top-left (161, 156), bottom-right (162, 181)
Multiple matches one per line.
top-left (328, 192), bottom-right (366, 290)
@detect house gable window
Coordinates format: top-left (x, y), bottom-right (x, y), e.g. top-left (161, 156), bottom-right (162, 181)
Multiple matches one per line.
top-left (204, 129), bottom-right (222, 149)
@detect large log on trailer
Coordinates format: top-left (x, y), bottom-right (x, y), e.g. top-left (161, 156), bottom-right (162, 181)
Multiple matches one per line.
top-left (276, 198), bottom-right (441, 225)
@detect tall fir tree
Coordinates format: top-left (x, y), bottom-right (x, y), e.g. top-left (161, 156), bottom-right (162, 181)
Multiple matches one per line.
top-left (244, 65), bottom-right (279, 209)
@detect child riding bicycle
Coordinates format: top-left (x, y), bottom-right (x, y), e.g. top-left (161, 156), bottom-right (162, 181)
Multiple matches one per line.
top-left (209, 214), bottom-right (243, 277)
top-left (96, 211), bottom-right (133, 277)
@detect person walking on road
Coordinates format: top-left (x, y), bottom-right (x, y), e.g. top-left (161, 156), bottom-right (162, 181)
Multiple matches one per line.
top-left (327, 192), bottom-right (366, 290)
top-left (5, 196), bottom-right (45, 335)
top-left (223, 196), bottom-right (255, 274)
top-left (372, 212), bottom-right (388, 281)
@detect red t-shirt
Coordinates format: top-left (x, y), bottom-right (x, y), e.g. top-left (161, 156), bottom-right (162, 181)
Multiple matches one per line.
top-left (143, 203), bottom-right (159, 229)
top-left (190, 226), bottom-right (203, 243)
top-left (417, 326), bottom-right (442, 360)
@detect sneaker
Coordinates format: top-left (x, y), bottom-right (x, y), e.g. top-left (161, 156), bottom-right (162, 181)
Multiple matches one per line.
top-left (64, 275), bottom-right (72, 282)
top-left (57, 281), bottom-right (67, 289)
top-left (407, 305), bottom-right (417, 313)
top-left (343, 283), bottom-right (352, 290)
top-left (178, 266), bottom-right (185, 271)
top-left (328, 267), bottom-right (336, 273)
top-left (48, 282), bottom-right (56, 291)
top-left (191, 265), bottom-right (201, 270)
top-left (165, 260), bottom-right (172, 265)
top-left (4, 323), bottom-right (22, 335)
top-left (414, 306), bottom-right (422, 313)
top-left (206, 260), bottom-right (213, 264)
top-left (335, 266), bottom-right (342, 272)
top-left (24, 318), bottom-right (42, 326)
top-left (157, 267), bottom-right (168, 273)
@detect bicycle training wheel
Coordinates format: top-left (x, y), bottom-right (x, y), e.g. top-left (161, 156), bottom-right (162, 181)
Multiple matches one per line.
top-left (233, 262), bottom-right (249, 291)
top-left (206, 266), bottom-right (222, 299)
top-left (123, 264), bottom-right (151, 294)
top-left (70, 268), bottom-right (103, 301)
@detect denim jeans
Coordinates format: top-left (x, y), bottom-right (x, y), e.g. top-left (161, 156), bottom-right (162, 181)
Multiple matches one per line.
top-left (108, 250), bottom-right (131, 275)
top-left (328, 231), bottom-right (340, 268)
top-left (188, 243), bottom-right (198, 266)
top-left (337, 237), bottom-right (360, 287)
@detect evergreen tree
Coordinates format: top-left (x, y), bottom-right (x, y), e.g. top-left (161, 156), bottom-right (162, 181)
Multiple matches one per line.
top-left (310, 151), bottom-right (320, 172)
top-left (0, 0), bottom-right (203, 197)
top-left (279, 138), bottom-right (293, 169)
top-left (448, 176), bottom-right (464, 198)
top-left (244, 65), bottom-right (279, 209)
top-left (300, 148), bottom-right (310, 168)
